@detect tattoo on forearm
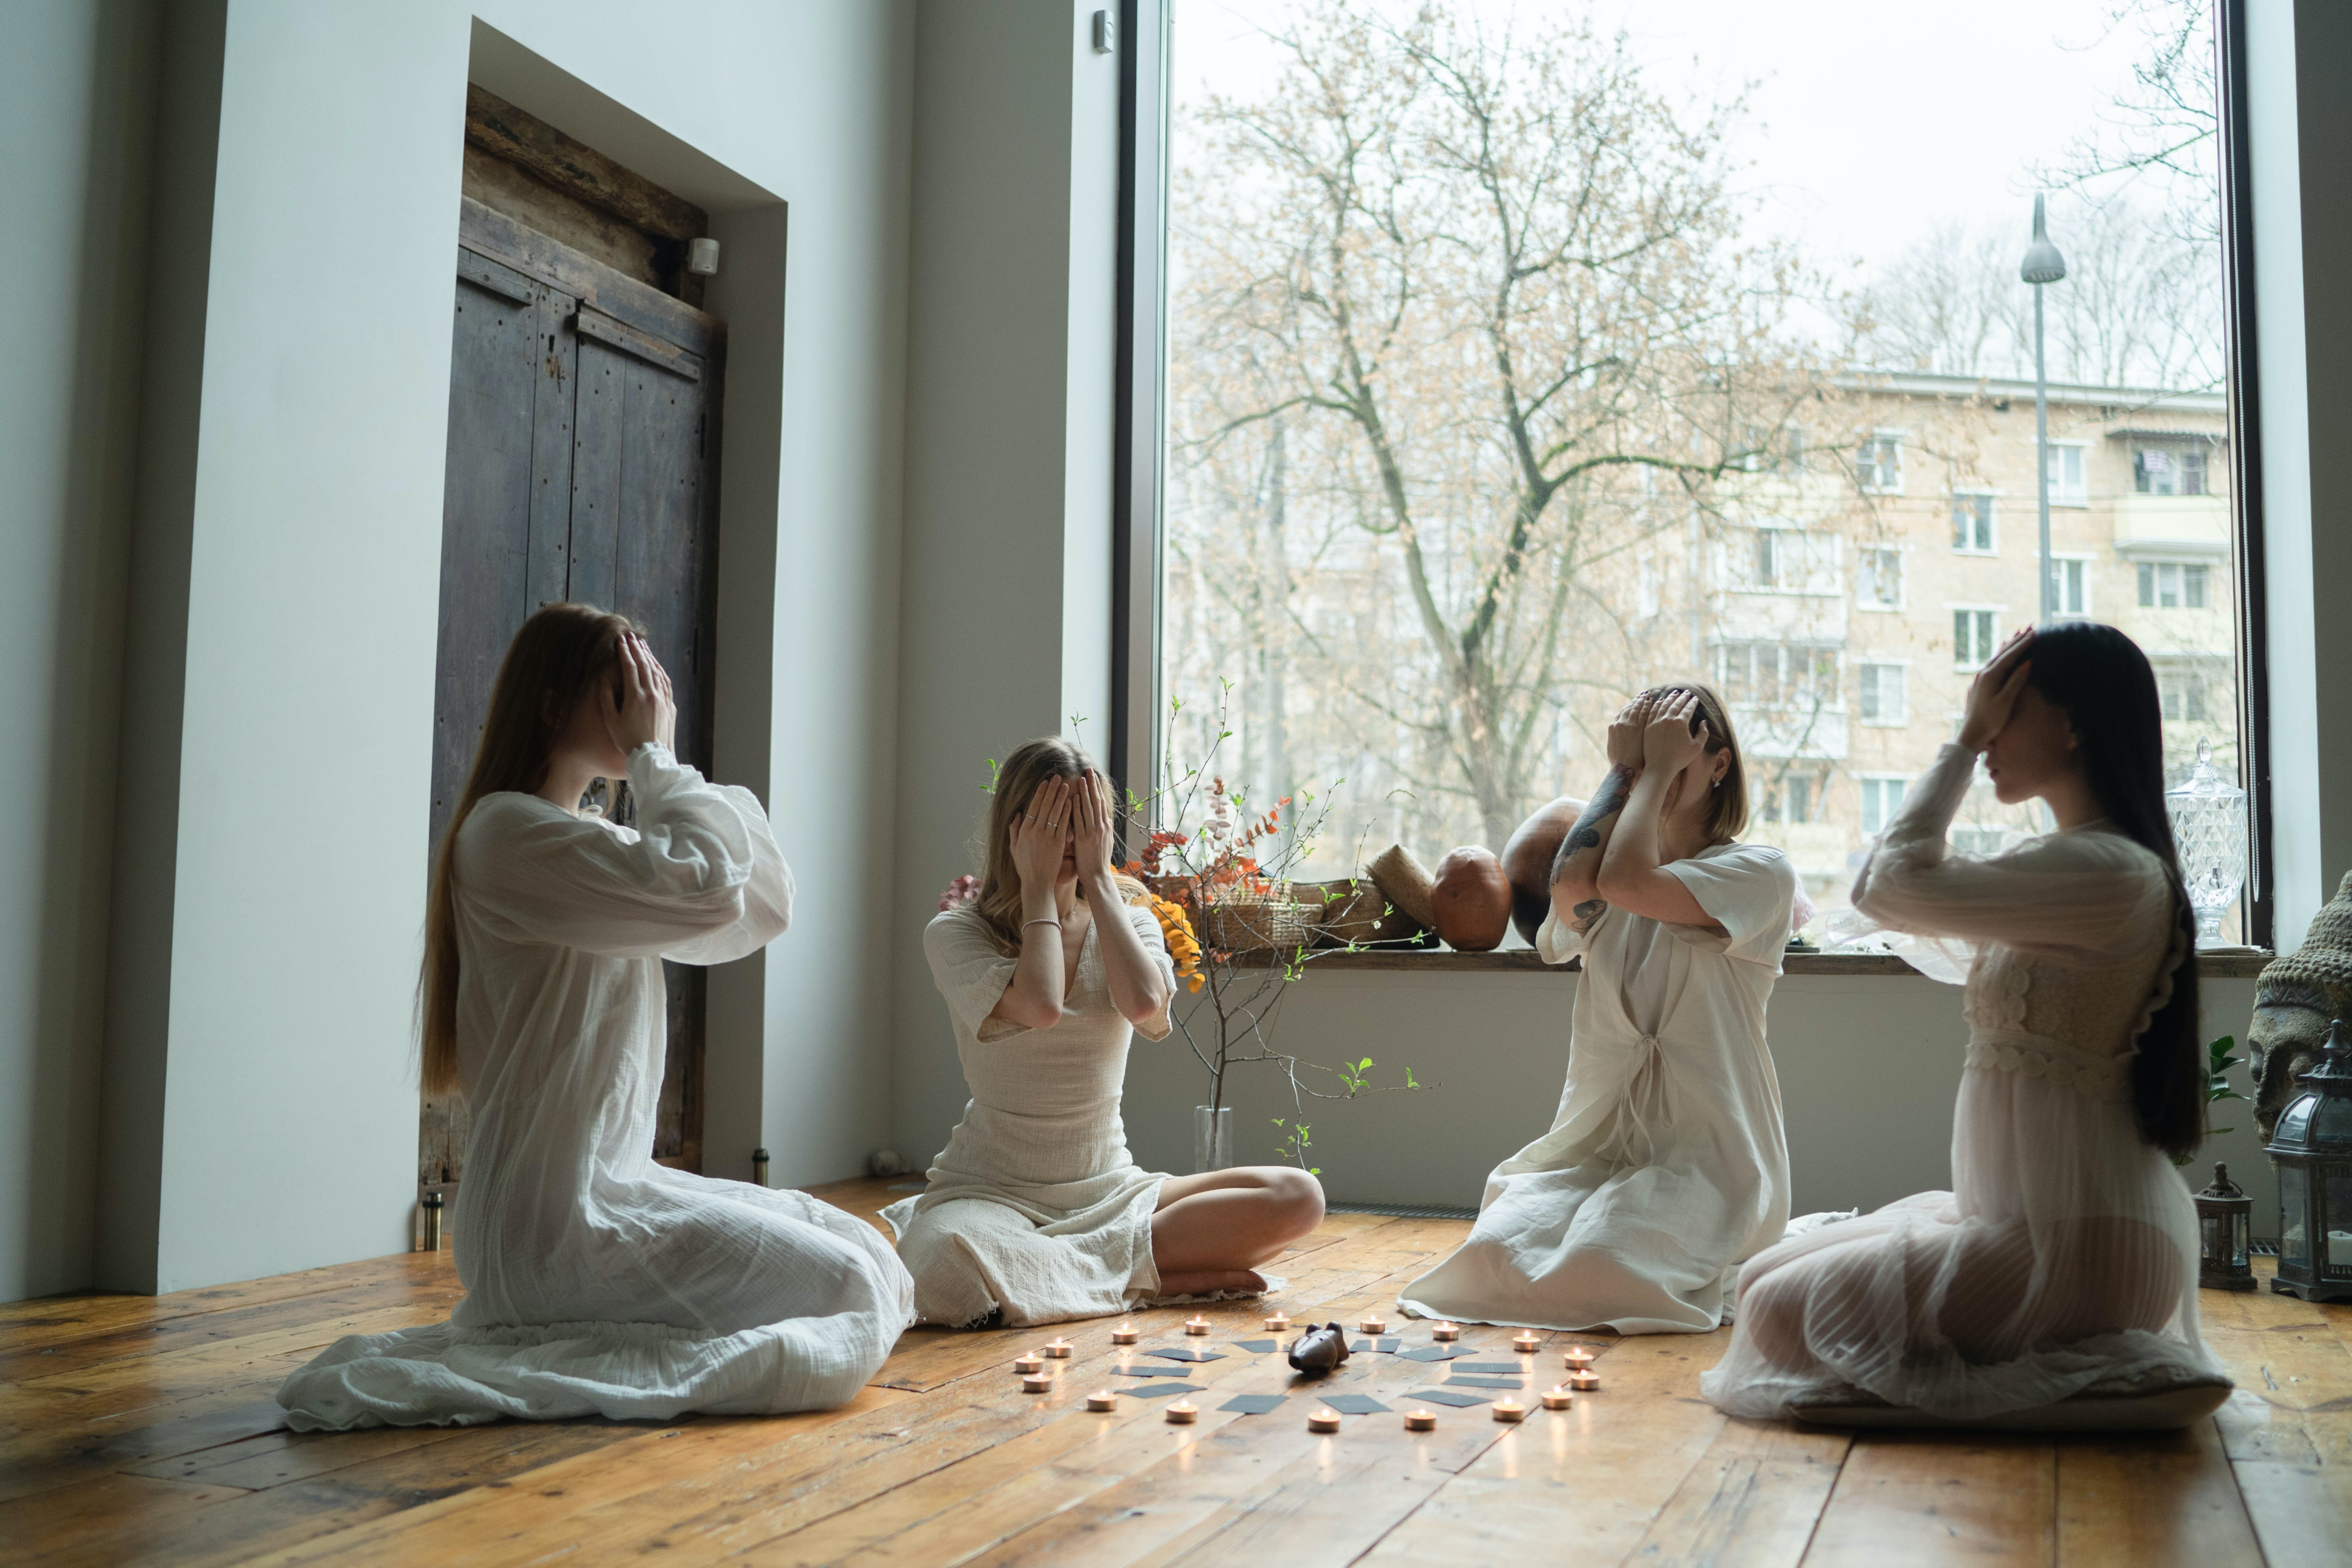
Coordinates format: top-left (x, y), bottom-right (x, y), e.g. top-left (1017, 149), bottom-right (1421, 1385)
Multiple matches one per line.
top-left (1551, 766), bottom-right (1634, 885)
top-left (1569, 897), bottom-right (1608, 934)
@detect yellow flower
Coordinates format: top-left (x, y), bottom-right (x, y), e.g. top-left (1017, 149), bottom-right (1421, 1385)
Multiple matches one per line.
top-left (1144, 893), bottom-right (1203, 991)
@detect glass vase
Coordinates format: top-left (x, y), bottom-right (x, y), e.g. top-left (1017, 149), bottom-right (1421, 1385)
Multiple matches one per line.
top-left (1193, 1104), bottom-right (1234, 1173)
top-left (2165, 738), bottom-right (2247, 946)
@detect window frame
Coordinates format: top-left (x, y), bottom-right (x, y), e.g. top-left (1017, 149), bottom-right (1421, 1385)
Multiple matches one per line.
top-left (1855, 659), bottom-right (1911, 728)
top-left (1119, 0), bottom-right (2275, 949)
top-left (1858, 772), bottom-right (1914, 836)
top-left (1855, 544), bottom-right (1906, 611)
top-left (1950, 489), bottom-right (1998, 555)
top-left (1948, 603), bottom-right (2004, 670)
top-left (1857, 431), bottom-right (1906, 496)
top-left (2051, 552), bottom-right (2094, 617)
top-left (2040, 438), bottom-right (2091, 507)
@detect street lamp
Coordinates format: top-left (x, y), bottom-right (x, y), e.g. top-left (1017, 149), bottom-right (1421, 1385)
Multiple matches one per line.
top-left (2020, 194), bottom-right (2067, 621)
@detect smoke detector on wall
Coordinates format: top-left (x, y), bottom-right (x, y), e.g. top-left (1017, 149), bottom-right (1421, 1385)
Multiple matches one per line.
top-left (687, 237), bottom-right (721, 277)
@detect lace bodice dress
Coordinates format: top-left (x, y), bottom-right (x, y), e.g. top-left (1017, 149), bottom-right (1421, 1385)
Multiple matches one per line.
top-left (1700, 743), bottom-right (2227, 1421)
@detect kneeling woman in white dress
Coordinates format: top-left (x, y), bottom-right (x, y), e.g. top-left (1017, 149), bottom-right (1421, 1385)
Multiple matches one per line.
top-left (1400, 687), bottom-right (1797, 1335)
top-left (278, 605), bottom-right (913, 1430)
top-left (1702, 624), bottom-right (2231, 1426)
top-left (883, 738), bottom-right (1325, 1328)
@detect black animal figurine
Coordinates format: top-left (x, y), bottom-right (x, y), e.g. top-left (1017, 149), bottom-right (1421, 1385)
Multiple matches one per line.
top-left (1285, 1321), bottom-right (1350, 1376)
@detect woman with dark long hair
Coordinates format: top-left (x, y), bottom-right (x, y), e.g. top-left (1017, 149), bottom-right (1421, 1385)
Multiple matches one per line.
top-left (881, 736), bottom-right (1324, 1328)
top-left (1702, 624), bottom-right (2231, 1426)
top-left (279, 604), bottom-right (912, 1430)
top-left (1400, 685), bottom-right (1798, 1334)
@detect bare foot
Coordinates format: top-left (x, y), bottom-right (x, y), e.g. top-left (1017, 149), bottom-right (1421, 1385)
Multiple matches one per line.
top-left (1153, 1268), bottom-right (1268, 1299)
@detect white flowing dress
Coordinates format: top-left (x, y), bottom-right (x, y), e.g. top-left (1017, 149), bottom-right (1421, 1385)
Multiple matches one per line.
top-left (1398, 843), bottom-right (1797, 1334)
top-left (881, 902), bottom-right (1177, 1328)
top-left (1701, 743), bottom-right (2226, 1421)
top-left (277, 744), bottom-right (915, 1431)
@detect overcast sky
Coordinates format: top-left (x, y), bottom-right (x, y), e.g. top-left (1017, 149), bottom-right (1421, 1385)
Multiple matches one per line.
top-left (1169, 0), bottom-right (2181, 287)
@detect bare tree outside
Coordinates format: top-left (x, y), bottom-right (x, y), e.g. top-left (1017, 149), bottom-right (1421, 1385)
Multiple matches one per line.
top-left (1170, 1), bottom-right (1841, 853)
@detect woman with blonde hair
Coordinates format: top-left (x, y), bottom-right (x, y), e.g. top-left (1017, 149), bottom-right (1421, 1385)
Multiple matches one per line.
top-left (279, 604), bottom-right (912, 1430)
top-left (1400, 685), bottom-right (1797, 1334)
top-left (883, 737), bottom-right (1325, 1328)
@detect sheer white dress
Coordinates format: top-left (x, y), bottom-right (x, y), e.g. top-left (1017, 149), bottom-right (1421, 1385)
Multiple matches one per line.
top-left (277, 744), bottom-right (915, 1430)
top-left (1398, 843), bottom-right (1797, 1334)
top-left (1701, 743), bottom-right (2228, 1421)
top-left (881, 903), bottom-right (1177, 1329)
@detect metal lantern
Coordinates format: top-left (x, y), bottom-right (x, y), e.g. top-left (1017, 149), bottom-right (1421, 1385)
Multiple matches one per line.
top-left (2165, 738), bottom-right (2247, 947)
top-left (752, 1147), bottom-right (771, 1188)
top-left (2192, 1162), bottom-right (2253, 1291)
top-left (420, 1188), bottom-right (444, 1254)
top-left (2267, 1016), bottom-right (2352, 1302)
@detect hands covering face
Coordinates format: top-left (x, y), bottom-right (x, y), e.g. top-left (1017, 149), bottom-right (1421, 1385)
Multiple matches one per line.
top-left (1643, 690), bottom-right (1708, 775)
top-left (1010, 770), bottom-right (1120, 891)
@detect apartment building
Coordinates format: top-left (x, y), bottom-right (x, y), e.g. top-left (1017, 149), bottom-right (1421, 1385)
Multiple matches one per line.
top-left (1714, 372), bottom-right (2237, 931)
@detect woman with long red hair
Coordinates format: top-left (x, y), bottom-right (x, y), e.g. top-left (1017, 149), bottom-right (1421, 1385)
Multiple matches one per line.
top-left (278, 604), bottom-right (911, 1429)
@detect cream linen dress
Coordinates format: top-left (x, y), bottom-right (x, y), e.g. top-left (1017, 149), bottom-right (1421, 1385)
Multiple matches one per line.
top-left (1701, 743), bottom-right (2226, 1421)
top-left (1398, 843), bottom-right (1798, 1334)
top-left (277, 744), bottom-right (915, 1431)
top-left (881, 902), bottom-right (1177, 1328)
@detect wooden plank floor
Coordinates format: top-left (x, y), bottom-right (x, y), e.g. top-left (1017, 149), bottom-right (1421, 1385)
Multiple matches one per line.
top-left (4, 1177), bottom-right (2342, 1567)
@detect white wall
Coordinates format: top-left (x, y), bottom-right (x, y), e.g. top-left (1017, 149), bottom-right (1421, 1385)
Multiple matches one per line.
top-left (1114, 971), bottom-right (2274, 1227)
top-left (891, 1), bottom-right (1125, 1165)
top-left (70, 0), bottom-right (915, 1294)
top-left (0, 0), bottom-right (156, 1302)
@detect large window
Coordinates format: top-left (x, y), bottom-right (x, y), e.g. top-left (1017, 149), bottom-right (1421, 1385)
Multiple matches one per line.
top-left (1157, 0), bottom-right (2248, 942)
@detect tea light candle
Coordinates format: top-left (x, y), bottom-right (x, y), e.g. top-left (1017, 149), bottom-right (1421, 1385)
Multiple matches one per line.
top-left (1021, 1373), bottom-right (1053, 1393)
top-left (1492, 1398), bottom-right (1527, 1423)
top-left (1358, 1314), bottom-right (1387, 1334)
top-left (1567, 1368), bottom-right (1601, 1392)
top-left (1432, 1320), bottom-right (1460, 1342)
top-left (1183, 1315), bottom-right (1211, 1336)
top-left (1511, 1331), bottom-right (1540, 1353)
top-left (1165, 1400), bottom-right (1199, 1425)
top-left (1086, 1389), bottom-right (1118, 1412)
top-left (1111, 1322), bottom-right (1139, 1345)
top-left (1562, 1345), bottom-right (1595, 1371)
top-left (1043, 1338), bottom-right (1073, 1359)
top-left (1402, 1409), bottom-right (1437, 1432)
top-left (1263, 1310), bottom-right (1291, 1333)
top-left (1013, 1352), bottom-right (1044, 1375)
top-left (1307, 1408), bottom-right (1342, 1434)
top-left (1541, 1385), bottom-right (1574, 1410)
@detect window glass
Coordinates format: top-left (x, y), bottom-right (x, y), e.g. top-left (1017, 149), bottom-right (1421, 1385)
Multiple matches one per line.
top-left (1162, 0), bottom-right (2242, 942)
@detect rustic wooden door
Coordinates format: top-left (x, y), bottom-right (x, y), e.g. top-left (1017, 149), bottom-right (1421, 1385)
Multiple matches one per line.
top-left (421, 199), bottom-right (725, 1199)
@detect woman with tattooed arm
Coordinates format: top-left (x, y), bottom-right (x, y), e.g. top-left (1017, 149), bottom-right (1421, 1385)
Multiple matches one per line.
top-left (1398, 686), bottom-right (1797, 1334)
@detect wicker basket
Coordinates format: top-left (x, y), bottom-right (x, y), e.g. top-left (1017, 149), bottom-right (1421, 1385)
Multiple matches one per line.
top-left (1198, 886), bottom-right (1315, 953)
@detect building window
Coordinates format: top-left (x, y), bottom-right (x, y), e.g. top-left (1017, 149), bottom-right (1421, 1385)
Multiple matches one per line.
top-left (2046, 442), bottom-right (2088, 505)
top-left (1759, 768), bottom-right (1826, 825)
top-left (1856, 663), bottom-right (1908, 727)
top-left (2137, 560), bottom-right (2211, 609)
top-left (2154, 658), bottom-right (2223, 724)
top-left (1858, 547), bottom-right (1903, 608)
top-left (1718, 642), bottom-right (1842, 710)
top-left (2054, 557), bottom-right (2090, 616)
top-left (1860, 775), bottom-right (1910, 836)
top-left (1951, 828), bottom-right (2012, 857)
top-left (1856, 435), bottom-right (1903, 494)
top-left (1741, 422), bottom-right (1807, 473)
top-left (1739, 526), bottom-right (1837, 592)
top-left (1952, 608), bottom-right (1999, 668)
top-left (2134, 442), bottom-right (2210, 497)
top-left (1951, 492), bottom-right (1995, 553)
